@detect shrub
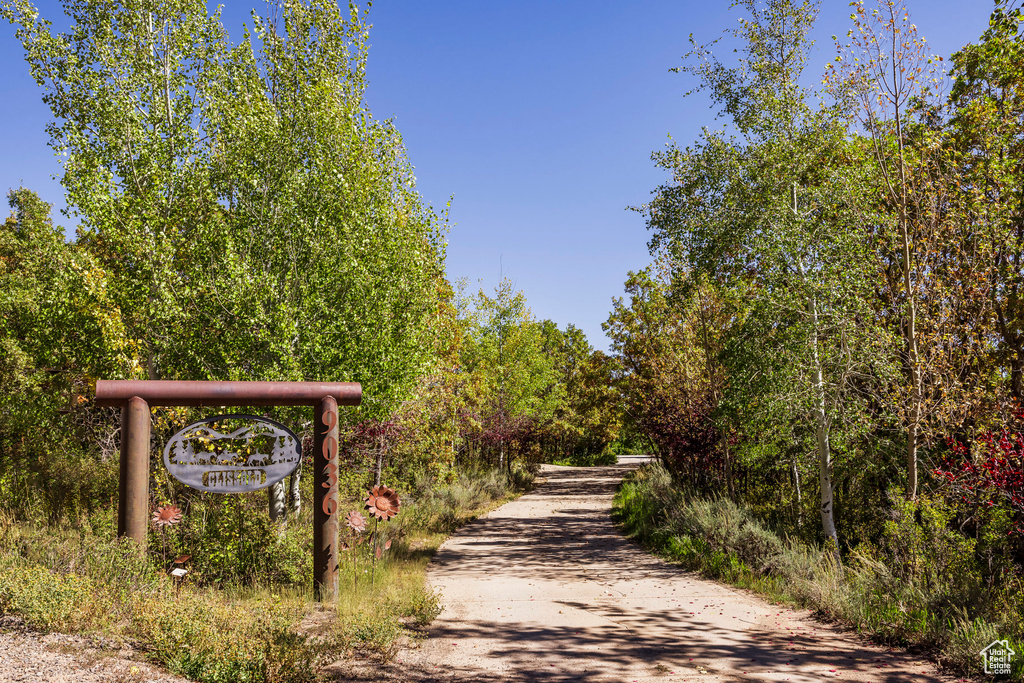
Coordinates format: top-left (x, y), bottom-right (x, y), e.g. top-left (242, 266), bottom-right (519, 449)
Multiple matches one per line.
top-left (336, 607), bottom-right (404, 659)
top-left (404, 465), bottom-right (522, 533)
top-left (172, 494), bottom-right (311, 586)
top-left (131, 592), bottom-right (335, 683)
top-left (0, 560), bottom-right (100, 631)
top-left (874, 492), bottom-right (984, 615)
top-left (735, 523), bottom-right (786, 573)
top-left (406, 586), bottom-right (443, 626)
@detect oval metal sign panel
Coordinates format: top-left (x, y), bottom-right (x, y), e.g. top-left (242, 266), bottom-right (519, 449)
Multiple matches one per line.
top-left (163, 414), bottom-right (301, 493)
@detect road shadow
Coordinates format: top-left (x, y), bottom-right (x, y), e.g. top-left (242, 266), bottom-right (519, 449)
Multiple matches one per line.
top-left (327, 461), bottom-right (950, 683)
top-left (428, 464), bottom-right (677, 584)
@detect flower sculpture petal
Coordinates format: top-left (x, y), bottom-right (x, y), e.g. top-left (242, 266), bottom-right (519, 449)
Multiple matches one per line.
top-left (365, 485), bottom-right (400, 520)
top-left (346, 510), bottom-right (367, 532)
top-left (152, 505), bottom-right (182, 528)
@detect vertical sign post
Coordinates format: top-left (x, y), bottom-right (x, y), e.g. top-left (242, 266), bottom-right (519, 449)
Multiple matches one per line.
top-left (314, 396), bottom-right (340, 601)
top-left (117, 395), bottom-right (151, 545)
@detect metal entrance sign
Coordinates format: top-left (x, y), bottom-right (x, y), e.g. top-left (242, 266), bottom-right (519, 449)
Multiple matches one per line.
top-left (95, 380), bottom-right (361, 601)
top-left (163, 414), bottom-right (301, 493)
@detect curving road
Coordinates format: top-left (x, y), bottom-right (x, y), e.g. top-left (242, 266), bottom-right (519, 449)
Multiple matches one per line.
top-left (357, 459), bottom-right (951, 682)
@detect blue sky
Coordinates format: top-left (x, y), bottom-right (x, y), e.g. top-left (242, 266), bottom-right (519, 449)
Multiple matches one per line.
top-left (0, 1), bottom-right (993, 351)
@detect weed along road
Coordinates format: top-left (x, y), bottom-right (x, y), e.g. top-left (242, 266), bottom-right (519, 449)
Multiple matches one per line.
top-left (354, 457), bottom-right (951, 682)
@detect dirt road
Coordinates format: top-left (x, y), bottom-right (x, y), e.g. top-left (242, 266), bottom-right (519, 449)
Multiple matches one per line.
top-left (371, 458), bottom-right (951, 682)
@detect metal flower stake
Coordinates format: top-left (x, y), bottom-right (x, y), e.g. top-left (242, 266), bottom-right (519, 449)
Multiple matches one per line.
top-left (364, 485), bottom-right (400, 586)
top-left (151, 504), bottom-right (182, 570)
top-left (343, 510), bottom-right (367, 588)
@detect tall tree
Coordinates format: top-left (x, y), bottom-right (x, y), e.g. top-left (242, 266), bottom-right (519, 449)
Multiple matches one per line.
top-left (459, 279), bottom-right (561, 468)
top-left (948, 1), bottom-right (1024, 403)
top-left (545, 324), bottom-right (621, 460)
top-left (3, 0), bottom-right (445, 413)
top-left (826, 0), bottom-right (947, 499)
top-left (5, 0), bottom-right (447, 521)
top-left (605, 266), bottom-right (724, 486)
top-left (3, 0), bottom-right (231, 381)
top-left (641, 0), bottom-right (884, 550)
top-left (0, 188), bottom-right (129, 516)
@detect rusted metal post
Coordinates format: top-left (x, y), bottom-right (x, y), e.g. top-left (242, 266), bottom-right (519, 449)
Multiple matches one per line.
top-left (117, 396), bottom-right (151, 549)
top-left (313, 396), bottom-right (340, 601)
top-left (96, 380), bottom-right (361, 407)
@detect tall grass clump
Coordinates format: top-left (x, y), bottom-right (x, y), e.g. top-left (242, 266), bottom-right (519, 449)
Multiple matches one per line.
top-left (614, 463), bottom-right (1024, 678)
top-left (0, 510), bottom-right (336, 683)
top-left (404, 464), bottom-right (532, 533)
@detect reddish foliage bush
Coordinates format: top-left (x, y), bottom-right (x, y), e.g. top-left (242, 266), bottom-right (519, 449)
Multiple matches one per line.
top-left (935, 410), bottom-right (1024, 534)
top-left (638, 386), bottom-right (721, 485)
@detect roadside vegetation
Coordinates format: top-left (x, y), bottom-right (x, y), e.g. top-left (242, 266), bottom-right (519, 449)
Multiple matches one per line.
top-left (0, 0), bottom-right (614, 680)
top-left (0, 464), bottom-right (533, 682)
top-left (616, 463), bottom-right (1023, 678)
top-left (605, 0), bottom-right (1024, 678)
top-left (2, 0), bottom-right (1023, 681)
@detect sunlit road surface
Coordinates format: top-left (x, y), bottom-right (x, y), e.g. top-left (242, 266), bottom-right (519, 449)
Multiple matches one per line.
top-left (341, 457), bottom-right (951, 682)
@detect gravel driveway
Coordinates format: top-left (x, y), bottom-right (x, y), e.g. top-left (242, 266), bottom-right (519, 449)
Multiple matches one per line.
top-left (353, 458), bottom-right (952, 682)
top-left (0, 618), bottom-right (188, 683)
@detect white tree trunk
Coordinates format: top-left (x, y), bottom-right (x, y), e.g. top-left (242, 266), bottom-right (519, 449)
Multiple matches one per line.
top-left (289, 467), bottom-right (301, 516)
top-left (804, 280), bottom-right (840, 558)
top-left (794, 187), bottom-right (839, 558)
top-left (790, 448), bottom-right (803, 528)
top-left (269, 480), bottom-right (287, 522)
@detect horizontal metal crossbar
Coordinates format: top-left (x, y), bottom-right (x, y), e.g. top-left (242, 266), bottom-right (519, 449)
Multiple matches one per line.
top-left (95, 380), bottom-right (362, 407)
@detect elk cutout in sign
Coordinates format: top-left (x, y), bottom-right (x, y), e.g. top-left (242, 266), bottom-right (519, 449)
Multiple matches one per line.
top-left (163, 414), bottom-right (301, 493)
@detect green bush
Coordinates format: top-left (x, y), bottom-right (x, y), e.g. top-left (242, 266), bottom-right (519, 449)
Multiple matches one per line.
top-left (735, 523), bottom-right (786, 573)
top-left (0, 560), bottom-right (99, 630)
top-left (406, 586), bottom-right (443, 626)
top-left (876, 492), bottom-right (982, 605)
top-left (635, 476), bottom-right (786, 575)
top-left (169, 494), bottom-right (311, 586)
top-left (404, 465), bottom-right (524, 533)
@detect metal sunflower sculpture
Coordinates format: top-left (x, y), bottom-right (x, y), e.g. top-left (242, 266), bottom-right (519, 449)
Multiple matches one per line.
top-left (364, 485), bottom-right (400, 585)
top-left (346, 510), bottom-right (367, 532)
top-left (340, 509), bottom-right (369, 588)
top-left (365, 485), bottom-right (400, 520)
top-left (152, 505), bottom-right (182, 527)
top-left (151, 505), bottom-right (183, 569)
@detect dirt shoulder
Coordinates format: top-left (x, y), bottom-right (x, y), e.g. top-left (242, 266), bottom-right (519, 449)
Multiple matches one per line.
top-left (332, 459), bottom-right (954, 682)
top-left (0, 618), bottom-right (188, 683)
